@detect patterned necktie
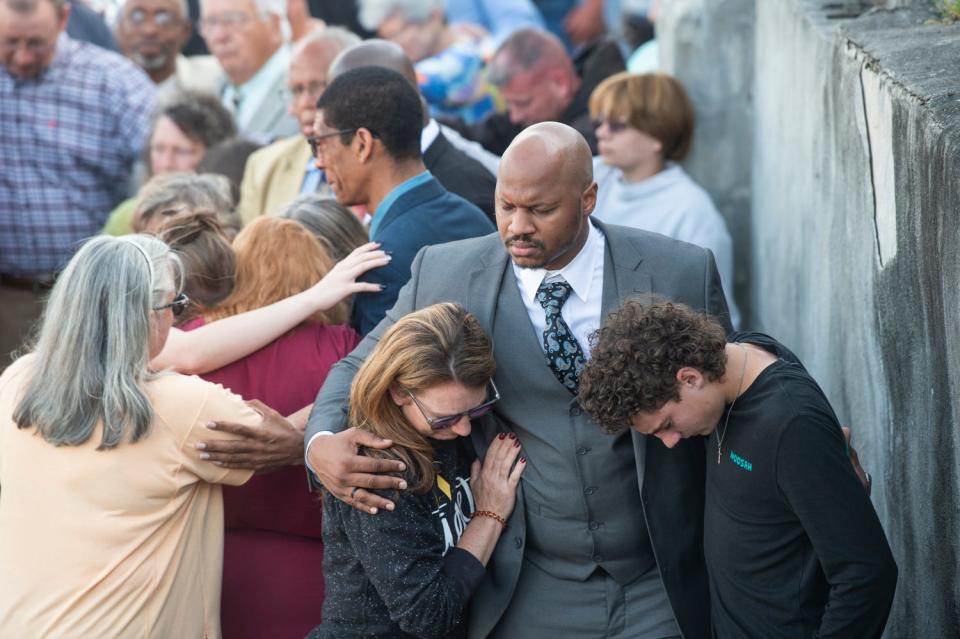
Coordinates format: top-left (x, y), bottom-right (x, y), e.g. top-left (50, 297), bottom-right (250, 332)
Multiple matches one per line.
top-left (536, 279), bottom-right (586, 394)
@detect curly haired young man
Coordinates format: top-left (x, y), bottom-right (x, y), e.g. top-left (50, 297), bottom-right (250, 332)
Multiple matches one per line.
top-left (579, 299), bottom-right (898, 639)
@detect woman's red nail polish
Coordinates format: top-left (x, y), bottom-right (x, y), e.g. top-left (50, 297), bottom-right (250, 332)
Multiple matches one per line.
top-left (514, 440), bottom-right (521, 447)
top-left (508, 433), bottom-right (516, 439)
top-left (520, 456), bottom-right (526, 463)
top-left (498, 432), bottom-right (506, 440)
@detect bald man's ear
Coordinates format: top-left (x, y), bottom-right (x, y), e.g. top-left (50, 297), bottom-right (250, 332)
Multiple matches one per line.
top-left (581, 181), bottom-right (598, 216)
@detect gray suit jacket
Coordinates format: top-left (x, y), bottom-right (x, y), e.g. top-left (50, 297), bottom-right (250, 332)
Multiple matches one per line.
top-left (306, 219), bottom-right (730, 639)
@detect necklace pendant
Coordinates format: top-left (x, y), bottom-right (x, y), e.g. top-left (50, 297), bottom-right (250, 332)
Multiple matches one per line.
top-left (717, 445), bottom-right (722, 465)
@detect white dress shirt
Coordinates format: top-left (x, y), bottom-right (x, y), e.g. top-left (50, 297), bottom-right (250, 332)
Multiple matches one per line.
top-left (511, 221), bottom-right (606, 358)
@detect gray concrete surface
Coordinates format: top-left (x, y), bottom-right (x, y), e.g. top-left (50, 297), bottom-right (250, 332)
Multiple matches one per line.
top-left (659, 0), bottom-right (960, 635)
top-left (656, 0), bottom-right (755, 325)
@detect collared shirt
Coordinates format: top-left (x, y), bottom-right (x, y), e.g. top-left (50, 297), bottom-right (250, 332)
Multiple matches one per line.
top-left (512, 221), bottom-right (606, 357)
top-left (299, 158), bottom-right (325, 195)
top-left (221, 45), bottom-right (289, 136)
top-left (368, 171), bottom-right (433, 240)
top-left (0, 34), bottom-right (155, 275)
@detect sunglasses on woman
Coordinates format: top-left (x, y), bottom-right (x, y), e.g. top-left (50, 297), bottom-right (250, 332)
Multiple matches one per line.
top-left (152, 293), bottom-right (191, 317)
top-left (406, 379), bottom-right (500, 430)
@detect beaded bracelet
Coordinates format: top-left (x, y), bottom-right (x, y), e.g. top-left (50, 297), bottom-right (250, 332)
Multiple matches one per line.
top-left (473, 510), bottom-right (507, 527)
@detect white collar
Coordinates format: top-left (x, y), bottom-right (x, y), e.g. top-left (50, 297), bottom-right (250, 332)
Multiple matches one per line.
top-left (420, 118), bottom-right (441, 152)
top-left (512, 221), bottom-right (604, 304)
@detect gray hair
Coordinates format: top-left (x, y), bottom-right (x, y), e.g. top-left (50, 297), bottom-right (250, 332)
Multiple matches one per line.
top-left (279, 194), bottom-right (369, 263)
top-left (13, 235), bottom-right (181, 449)
top-left (357, 0), bottom-right (443, 31)
top-left (3, 0), bottom-right (67, 14)
top-left (133, 172), bottom-right (240, 235)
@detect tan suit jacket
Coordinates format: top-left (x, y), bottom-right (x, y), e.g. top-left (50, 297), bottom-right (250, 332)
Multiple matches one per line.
top-left (238, 134), bottom-right (312, 225)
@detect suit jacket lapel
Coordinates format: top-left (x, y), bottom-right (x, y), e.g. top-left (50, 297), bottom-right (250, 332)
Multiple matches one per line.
top-left (593, 220), bottom-right (655, 496)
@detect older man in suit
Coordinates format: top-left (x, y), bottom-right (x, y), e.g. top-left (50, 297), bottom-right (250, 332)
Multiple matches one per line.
top-left (237, 27), bottom-right (360, 224)
top-left (304, 122), bottom-right (730, 638)
top-left (200, 0), bottom-right (298, 142)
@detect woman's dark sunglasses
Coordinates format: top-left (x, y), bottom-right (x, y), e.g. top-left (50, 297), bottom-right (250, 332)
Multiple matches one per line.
top-left (153, 293), bottom-right (190, 317)
top-left (407, 379), bottom-right (500, 431)
top-left (591, 118), bottom-right (631, 133)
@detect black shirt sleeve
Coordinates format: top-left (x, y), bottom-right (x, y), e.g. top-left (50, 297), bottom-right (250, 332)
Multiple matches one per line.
top-left (335, 491), bottom-right (484, 638)
top-left (776, 409), bottom-right (898, 638)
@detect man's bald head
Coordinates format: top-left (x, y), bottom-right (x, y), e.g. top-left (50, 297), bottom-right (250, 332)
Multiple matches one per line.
top-left (287, 26), bottom-right (361, 138)
top-left (328, 39), bottom-right (417, 87)
top-left (502, 122), bottom-right (593, 191)
top-left (495, 122), bottom-right (597, 271)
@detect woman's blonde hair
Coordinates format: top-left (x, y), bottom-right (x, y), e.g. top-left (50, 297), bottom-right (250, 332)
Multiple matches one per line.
top-left (205, 216), bottom-right (346, 325)
top-left (349, 303), bottom-right (495, 494)
top-left (589, 71), bottom-right (695, 162)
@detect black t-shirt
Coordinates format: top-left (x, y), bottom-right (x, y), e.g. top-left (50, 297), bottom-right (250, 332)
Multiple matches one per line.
top-left (706, 333), bottom-right (897, 639)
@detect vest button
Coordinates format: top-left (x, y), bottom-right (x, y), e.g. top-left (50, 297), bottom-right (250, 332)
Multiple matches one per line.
top-left (514, 537), bottom-right (523, 549)
top-left (569, 405), bottom-right (583, 417)
top-left (592, 554), bottom-right (603, 562)
top-left (588, 521), bottom-right (600, 530)
top-left (576, 447), bottom-right (591, 455)
top-left (584, 486), bottom-right (596, 495)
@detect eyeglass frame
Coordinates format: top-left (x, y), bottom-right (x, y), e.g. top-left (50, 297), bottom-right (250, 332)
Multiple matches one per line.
top-left (591, 118), bottom-right (632, 134)
top-left (121, 8), bottom-right (182, 29)
top-left (405, 379), bottom-right (500, 431)
top-left (197, 10), bottom-right (267, 36)
top-left (307, 127), bottom-right (380, 159)
top-left (152, 293), bottom-right (190, 317)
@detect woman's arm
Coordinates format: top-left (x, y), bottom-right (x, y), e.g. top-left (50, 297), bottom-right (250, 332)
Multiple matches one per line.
top-left (455, 432), bottom-right (525, 565)
top-left (333, 435), bottom-right (524, 639)
top-left (152, 243), bottom-right (389, 374)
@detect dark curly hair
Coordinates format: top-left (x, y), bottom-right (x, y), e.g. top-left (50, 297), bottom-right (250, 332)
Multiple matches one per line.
top-left (578, 298), bottom-right (727, 435)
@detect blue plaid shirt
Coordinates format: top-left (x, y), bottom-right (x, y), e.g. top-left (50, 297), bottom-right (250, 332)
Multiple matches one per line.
top-left (0, 35), bottom-right (155, 276)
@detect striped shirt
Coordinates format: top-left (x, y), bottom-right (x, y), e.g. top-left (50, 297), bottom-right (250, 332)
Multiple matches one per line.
top-left (0, 34), bottom-right (155, 276)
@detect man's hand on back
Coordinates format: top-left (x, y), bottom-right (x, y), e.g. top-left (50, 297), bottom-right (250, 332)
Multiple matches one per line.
top-left (307, 428), bottom-right (408, 514)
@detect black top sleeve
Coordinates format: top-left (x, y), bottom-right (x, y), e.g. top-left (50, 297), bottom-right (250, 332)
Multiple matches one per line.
top-left (776, 409), bottom-right (898, 638)
top-left (335, 492), bottom-right (485, 638)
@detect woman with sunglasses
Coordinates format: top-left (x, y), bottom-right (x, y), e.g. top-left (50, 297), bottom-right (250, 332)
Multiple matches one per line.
top-left (311, 303), bottom-right (525, 639)
top-left (589, 71), bottom-right (740, 328)
top-left (0, 235), bottom-right (265, 637)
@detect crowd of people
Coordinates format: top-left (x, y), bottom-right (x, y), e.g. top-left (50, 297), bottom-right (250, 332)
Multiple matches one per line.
top-left (0, 0), bottom-right (898, 638)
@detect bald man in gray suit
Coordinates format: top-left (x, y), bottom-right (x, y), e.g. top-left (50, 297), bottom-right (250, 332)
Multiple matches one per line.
top-left (305, 122), bottom-right (731, 639)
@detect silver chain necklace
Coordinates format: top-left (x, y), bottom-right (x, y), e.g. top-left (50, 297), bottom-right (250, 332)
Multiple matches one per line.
top-left (716, 343), bottom-right (748, 465)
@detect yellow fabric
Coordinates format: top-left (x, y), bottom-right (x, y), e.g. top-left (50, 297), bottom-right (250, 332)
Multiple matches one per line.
top-left (237, 134), bottom-right (312, 225)
top-left (0, 355), bottom-right (261, 638)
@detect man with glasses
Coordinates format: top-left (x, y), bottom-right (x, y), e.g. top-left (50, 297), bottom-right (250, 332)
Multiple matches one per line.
top-left (237, 26), bottom-right (360, 225)
top-left (114, 0), bottom-right (222, 101)
top-left (199, 0), bottom-right (298, 141)
top-left (310, 66), bottom-right (493, 335)
top-left (0, 0), bottom-right (154, 370)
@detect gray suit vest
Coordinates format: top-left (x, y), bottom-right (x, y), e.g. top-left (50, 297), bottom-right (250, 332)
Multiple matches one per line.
top-left (490, 262), bottom-right (656, 584)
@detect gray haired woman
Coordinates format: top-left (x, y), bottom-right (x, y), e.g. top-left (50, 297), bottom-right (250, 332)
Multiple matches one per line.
top-left (0, 235), bottom-right (262, 638)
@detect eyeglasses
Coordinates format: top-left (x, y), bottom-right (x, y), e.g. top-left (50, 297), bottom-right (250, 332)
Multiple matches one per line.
top-left (406, 380), bottom-right (500, 431)
top-left (281, 81), bottom-right (328, 102)
top-left (0, 38), bottom-right (56, 56)
top-left (591, 118), bottom-right (632, 134)
top-left (197, 11), bottom-right (260, 35)
top-left (153, 293), bottom-right (190, 317)
top-left (307, 129), bottom-right (360, 159)
top-left (123, 8), bottom-right (179, 28)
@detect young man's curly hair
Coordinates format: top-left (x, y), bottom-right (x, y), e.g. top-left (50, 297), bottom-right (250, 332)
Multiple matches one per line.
top-left (578, 298), bottom-right (728, 435)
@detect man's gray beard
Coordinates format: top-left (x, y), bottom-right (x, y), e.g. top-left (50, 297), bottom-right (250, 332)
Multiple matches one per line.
top-left (133, 51), bottom-right (172, 71)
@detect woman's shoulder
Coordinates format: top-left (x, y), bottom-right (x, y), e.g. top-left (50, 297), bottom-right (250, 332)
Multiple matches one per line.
top-left (148, 373), bottom-right (258, 430)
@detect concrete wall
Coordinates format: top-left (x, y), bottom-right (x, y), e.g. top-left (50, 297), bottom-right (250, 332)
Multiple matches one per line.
top-left (657, 0), bottom-right (755, 323)
top-left (660, 0), bottom-right (960, 635)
